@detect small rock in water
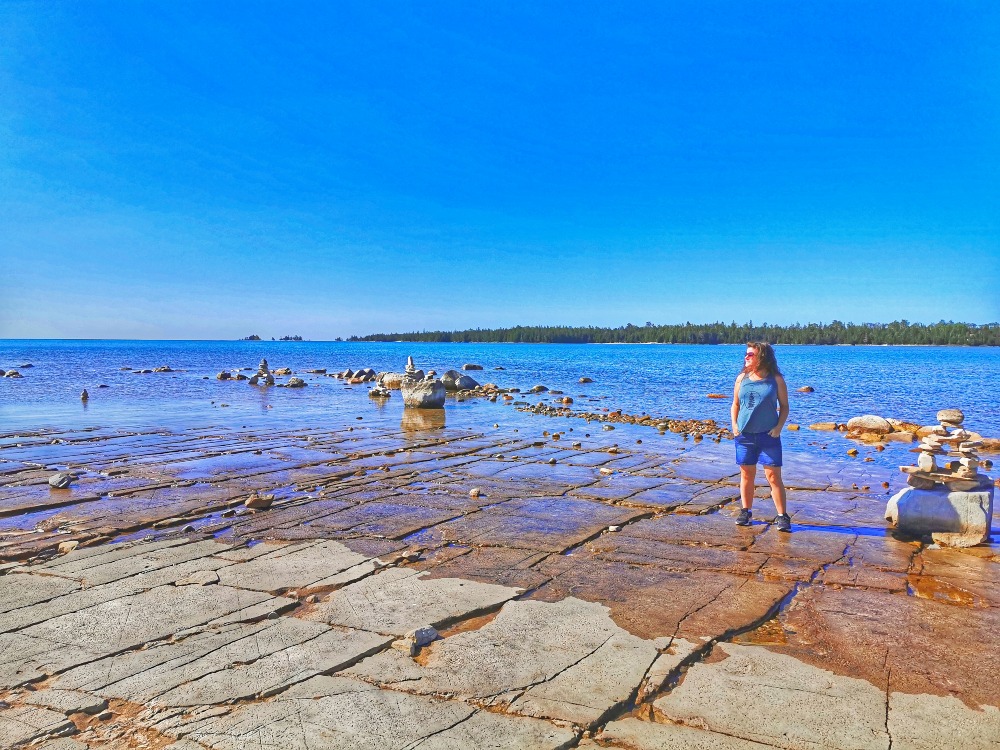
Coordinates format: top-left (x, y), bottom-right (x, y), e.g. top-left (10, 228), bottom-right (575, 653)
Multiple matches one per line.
top-left (49, 472), bottom-right (75, 489)
top-left (797, 385), bottom-right (815, 393)
top-left (58, 540), bottom-right (79, 554)
top-left (608, 525), bottom-right (621, 532)
top-left (469, 488), bottom-right (482, 498)
top-left (547, 458), bottom-right (557, 465)
top-left (80, 389), bottom-right (89, 401)
top-left (579, 377), bottom-right (593, 383)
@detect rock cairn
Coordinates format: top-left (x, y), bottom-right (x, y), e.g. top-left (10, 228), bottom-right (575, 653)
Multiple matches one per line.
top-left (404, 356), bottom-right (421, 381)
top-left (400, 356), bottom-right (445, 408)
top-left (900, 409), bottom-right (990, 492)
top-left (249, 359), bottom-right (275, 386)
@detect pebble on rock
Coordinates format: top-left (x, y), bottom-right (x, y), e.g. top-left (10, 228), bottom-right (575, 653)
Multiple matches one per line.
top-left (244, 493), bottom-right (275, 510)
top-left (48, 472), bottom-right (75, 489)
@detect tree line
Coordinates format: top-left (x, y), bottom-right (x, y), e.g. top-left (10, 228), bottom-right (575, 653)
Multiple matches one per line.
top-left (349, 321), bottom-right (1000, 346)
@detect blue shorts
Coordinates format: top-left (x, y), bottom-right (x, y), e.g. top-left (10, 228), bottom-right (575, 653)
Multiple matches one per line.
top-left (735, 431), bottom-right (783, 467)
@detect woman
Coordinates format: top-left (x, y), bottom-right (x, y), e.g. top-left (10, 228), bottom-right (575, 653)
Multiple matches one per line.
top-left (731, 342), bottom-right (791, 531)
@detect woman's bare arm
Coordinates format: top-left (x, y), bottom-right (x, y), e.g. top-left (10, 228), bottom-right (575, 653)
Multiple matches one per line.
top-left (769, 374), bottom-right (789, 437)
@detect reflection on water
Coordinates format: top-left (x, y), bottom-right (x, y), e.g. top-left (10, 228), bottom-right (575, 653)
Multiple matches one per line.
top-left (401, 408), bottom-right (446, 432)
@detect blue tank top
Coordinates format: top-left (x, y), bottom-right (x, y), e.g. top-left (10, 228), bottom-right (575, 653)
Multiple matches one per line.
top-left (737, 374), bottom-right (779, 434)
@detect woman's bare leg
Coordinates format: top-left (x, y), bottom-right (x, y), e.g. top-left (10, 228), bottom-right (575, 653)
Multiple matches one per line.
top-left (763, 465), bottom-right (787, 515)
top-left (739, 465), bottom-right (756, 509)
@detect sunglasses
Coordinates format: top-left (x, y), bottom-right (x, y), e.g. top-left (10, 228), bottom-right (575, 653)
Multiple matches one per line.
top-left (744, 352), bottom-right (756, 358)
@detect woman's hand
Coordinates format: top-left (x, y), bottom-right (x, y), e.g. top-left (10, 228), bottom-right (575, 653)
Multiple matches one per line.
top-left (768, 426), bottom-right (781, 438)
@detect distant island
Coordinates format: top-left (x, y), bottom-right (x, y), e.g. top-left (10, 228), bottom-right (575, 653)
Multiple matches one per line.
top-left (238, 335), bottom-right (305, 341)
top-left (350, 321), bottom-right (1000, 346)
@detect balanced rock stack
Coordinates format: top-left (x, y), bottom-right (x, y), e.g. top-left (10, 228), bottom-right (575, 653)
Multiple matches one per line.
top-left (887, 407), bottom-right (994, 547)
top-left (400, 356), bottom-right (445, 408)
top-left (900, 409), bottom-right (989, 492)
top-left (249, 359), bottom-right (275, 386)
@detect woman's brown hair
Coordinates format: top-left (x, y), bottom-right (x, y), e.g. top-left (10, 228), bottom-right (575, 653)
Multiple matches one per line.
top-left (744, 341), bottom-right (781, 377)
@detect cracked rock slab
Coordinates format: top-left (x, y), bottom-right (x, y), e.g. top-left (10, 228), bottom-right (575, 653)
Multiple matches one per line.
top-left (0, 585), bottom-right (289, 689)
top-left (0, 573), bottom-right (81, 615)
top-left (779, 586), bottom-right (1000, 710)
top-left (302, 567), bottom-right (520, 635)
top-left (599, 717), bottom-right (783, 749)
top-left (146, 676), bottom-right (576, 750)
top-left (654, 642), bottom-right (891, 750)
top-left (532, 555), bottom-right (791, 641)
top-left (55, 615), bottom-right (389, 708)
top-left (346, 597), bottom-right (657, 727)
top-left (0, 705), bottom-right (76, 748)
top-left (215, 539), bottom-right (383, 592)
top-left (21, 688), bottom-right (107, 715)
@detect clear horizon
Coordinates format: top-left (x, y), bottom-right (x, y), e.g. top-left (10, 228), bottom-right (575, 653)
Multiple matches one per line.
top-left (2, 2), bottom-right (998, 339)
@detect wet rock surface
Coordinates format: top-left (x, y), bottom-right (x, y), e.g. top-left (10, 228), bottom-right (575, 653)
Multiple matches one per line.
top-left (0, 420), bottom-right (996, 748)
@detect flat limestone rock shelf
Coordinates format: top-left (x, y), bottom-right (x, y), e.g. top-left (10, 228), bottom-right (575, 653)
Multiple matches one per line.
top-left (0, 421), bottom-right (996, 748)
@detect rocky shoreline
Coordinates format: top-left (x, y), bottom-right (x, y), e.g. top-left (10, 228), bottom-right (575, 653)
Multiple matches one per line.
top-left (0, 402), bottom-right (997, 748)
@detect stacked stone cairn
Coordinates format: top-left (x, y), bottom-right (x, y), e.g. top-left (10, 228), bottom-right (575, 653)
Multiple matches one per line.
top-left (887, 408), bottom-right (994, 547)
top-left (901, 409), bottom-right (989, 492)
top-left (249, 358), bottom-right (275, 386)
top-left (400, 356), bottom-right (445, 408)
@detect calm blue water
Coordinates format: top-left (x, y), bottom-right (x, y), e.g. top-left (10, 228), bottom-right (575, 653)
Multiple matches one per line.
top-left (0, 341), bottom-right (996, 449)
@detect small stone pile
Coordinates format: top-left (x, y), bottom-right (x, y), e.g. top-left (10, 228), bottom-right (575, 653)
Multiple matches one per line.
top-left (249, 359), bottom-right (275, 386)
top-left (901, 409), bottom-right (990, 491)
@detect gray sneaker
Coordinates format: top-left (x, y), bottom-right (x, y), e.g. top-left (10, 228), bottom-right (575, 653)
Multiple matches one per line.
top-left (735, 508), bottom-right (752, 526)
top-left (775, 513), bottom-right (792, 532)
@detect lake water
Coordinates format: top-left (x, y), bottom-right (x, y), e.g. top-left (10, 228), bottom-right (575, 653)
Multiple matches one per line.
top-left (0, 341), bottom-right (996, 471)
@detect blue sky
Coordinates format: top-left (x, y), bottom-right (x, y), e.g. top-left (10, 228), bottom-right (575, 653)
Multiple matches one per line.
top-left (1, 1), bottom-right (998, 339)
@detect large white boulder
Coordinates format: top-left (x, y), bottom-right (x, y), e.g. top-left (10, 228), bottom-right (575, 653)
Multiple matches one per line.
top-left (847, 415), bottom-right (893, 434)
top-left (402, 379), bottom-right (446, 408)
top-left (886, 485), bottom-right (994, 547)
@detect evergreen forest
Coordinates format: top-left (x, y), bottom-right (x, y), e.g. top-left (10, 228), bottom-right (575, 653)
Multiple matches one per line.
top-left (350, 321), bottom-right (1000, 346)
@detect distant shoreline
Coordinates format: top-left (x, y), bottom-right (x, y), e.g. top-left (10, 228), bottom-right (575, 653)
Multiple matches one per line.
top-left (348, 320), bottom-right (1000, 347)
